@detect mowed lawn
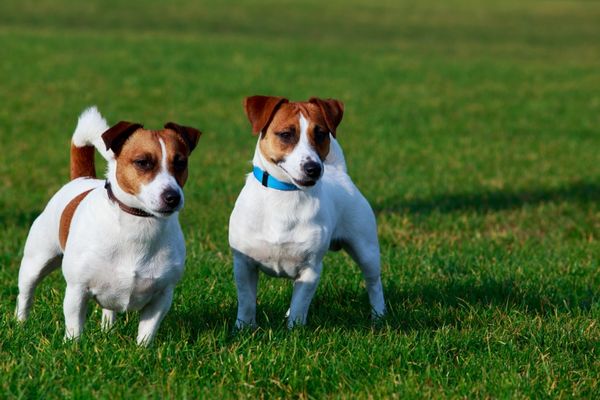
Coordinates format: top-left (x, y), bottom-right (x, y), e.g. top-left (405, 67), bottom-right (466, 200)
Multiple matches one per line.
top-left (1, 0), bottom-right (599, 397)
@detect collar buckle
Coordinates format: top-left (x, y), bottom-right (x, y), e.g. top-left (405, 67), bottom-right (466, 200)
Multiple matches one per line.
top-left (252, 166), bottom-right (299, 191)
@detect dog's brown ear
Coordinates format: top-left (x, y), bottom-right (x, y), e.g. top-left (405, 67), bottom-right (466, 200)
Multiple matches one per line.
top-left (102, 121), bottom-right (144, 155)
top-left (244, 95), bottom-right (289, 135)
top-left (309, 97), bottom-right (344, 137)
top-left (164, 122), bottom-right (202, 153)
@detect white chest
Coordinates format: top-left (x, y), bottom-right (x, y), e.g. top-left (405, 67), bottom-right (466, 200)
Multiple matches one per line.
top-left (87, 247), bottom-right (183, 311)
top-left (229, 183), bottom-right (334, 279)
top-left (242, 223), bottom-right (328, 278)
top-left (63, 207), bottom-right (185, 311)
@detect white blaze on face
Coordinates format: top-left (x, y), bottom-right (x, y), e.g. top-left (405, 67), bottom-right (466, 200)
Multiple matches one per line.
top-left (279, 113), bottom-right (323, 185)
top-left (137, 138), bottom-right (184, 215)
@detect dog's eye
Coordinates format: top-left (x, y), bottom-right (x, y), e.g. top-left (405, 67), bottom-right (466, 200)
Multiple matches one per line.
top-left (314, 127), bottom-right (328, 143)
top-left (173, 156), bottom-right (188, 171)
top-left (133, 159), bottom-right (154, 171)
top-left (276, 131), bottom-right (294, 142)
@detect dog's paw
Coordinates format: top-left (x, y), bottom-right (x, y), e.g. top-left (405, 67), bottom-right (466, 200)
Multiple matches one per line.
top-left (14, 300), bottom-right (30, 322)
top-left (15, 311), bottom-right (28, 323)
top-left (286, 317), bottom-right (309, 330)
top-left (370, 308), bottom-right (387, 328)
top-left (136, 336), bottom-right (154, 347)
top-left (233, 319), bottom-right (258, 332)
top-left (63, 333), bottom-right (81, 344)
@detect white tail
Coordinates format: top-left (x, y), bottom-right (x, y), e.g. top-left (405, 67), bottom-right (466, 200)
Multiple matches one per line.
top-left (72, 106), bottom-right (111, 161)
top-left (69, 106), bottom-right (111, 180)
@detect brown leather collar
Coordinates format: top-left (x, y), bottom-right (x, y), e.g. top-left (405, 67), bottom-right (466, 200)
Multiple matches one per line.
top-left (104, 181), bottom-right (154, 218)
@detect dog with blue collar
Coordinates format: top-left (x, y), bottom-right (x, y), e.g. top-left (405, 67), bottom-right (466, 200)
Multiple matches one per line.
top-left (229, 95), bottom-right (386, 329)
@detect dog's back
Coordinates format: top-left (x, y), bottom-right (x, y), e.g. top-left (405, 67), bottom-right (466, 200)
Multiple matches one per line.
top-left (15, 107), bottom-right (111, 321)
top-left (324, 137), bottom-right (347, 173)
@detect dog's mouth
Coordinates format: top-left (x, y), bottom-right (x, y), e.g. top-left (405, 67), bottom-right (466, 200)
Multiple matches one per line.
top-left (157, 209), bottom-right (176, 216)
top-left (292, 178), bottom-right (317, 187)
top-left (155, 206), bottom-right (180, 216)
top-left (277, 164), bottom-right (317, 188)
top-left (149, 204), bottom-right (181, 217)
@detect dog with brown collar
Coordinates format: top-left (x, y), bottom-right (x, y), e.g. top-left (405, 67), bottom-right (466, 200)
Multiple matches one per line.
top-left (15, 107), bottom-right (201, 345)
top-left (229, 96), bottom-right (386, 328)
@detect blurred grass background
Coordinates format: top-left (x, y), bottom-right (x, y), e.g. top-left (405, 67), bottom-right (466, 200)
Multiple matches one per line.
top-left (0, 0), bottom-right (599, 398)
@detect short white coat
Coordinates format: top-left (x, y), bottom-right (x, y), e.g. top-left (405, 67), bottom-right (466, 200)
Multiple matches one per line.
top-left (16, 107), bottom-right (186, 345)
top-left (229, 117), bottom-right (385, 328)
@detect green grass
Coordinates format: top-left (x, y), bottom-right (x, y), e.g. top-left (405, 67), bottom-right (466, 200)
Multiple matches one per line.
top-left (1, 0), bottom-right (599, 397)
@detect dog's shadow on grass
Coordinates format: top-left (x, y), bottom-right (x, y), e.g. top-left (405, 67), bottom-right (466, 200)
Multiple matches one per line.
top-left (165, 303), bottom-right (236, 341)
top-left (307, 277), bottom-right (597, 332)
top-left (165, 275), bottom-right (597, 338)
top-left (374, 181), bottom-right (600, 215)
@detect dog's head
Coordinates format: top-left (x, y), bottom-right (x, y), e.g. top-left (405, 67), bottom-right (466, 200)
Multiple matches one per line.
top-left (244, 95), bottom-right (344, 188)
top-left (102, 121), bottom-right (201, 217)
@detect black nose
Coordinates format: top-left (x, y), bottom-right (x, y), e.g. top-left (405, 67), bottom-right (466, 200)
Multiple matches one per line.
top-left (162, 189), bottom-right (181, 208)
top-left (303, 161), bottom-right (322, 179)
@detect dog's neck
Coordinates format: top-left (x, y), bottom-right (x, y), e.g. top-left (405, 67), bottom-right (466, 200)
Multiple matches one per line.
top-left (251, 144), bottom-right (325, 198)
top-left (252, 141), bottom-right (294, 184)
top-left (104, 163), bottom-right (177, 222)
top-left (104, 183), bottom-right (173, 227)
top-left (104, 181), bottom-right (153, 218)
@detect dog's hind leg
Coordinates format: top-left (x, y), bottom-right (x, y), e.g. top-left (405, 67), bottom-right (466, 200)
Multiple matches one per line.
top-left (16, 217), bottom-right (62, 321)
top-left (343, 222), bottom-right (386, 318)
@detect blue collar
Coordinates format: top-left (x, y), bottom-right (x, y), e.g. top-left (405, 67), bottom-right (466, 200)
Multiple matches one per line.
top-left (253, 166), bottom-right (299, 191)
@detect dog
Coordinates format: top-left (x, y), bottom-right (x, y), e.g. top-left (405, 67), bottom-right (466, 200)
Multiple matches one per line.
top-left (15, 107), bottom-right (201, 345)
top-left (229, 95), bottom-right (386, 328)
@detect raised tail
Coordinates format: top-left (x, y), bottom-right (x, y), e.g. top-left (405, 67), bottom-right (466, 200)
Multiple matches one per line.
top-left (70, 106), bottom-right (110, 180)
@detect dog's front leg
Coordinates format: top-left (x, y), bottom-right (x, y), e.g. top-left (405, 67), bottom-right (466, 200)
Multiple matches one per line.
top-left (233, 251), bottom-right (259, 329)
top-left (287, 263), bottom-right (323, 328)
top-left (136, 286), bottom-right (174, 346)
top-left (63, 284), bottom-right (89, 341)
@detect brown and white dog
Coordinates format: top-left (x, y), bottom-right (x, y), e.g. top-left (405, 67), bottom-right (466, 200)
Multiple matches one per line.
top-left (15, 107), bottom-right (201, 345)
top-left (229, 96), bottom-right (386, 328)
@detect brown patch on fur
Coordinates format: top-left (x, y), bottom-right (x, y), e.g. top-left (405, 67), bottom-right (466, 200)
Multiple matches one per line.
top-left (59, 189), bottom-right (94, 250)
top-left (256, 100), bottom-right (341, 162)
top-left (258, 103), bottom-right (301, 164)
top-left (163, 122), bottom-right (201, 153)
top-left (115, 129), bottom-right (162, 195)
top-left (158, 129), bottom-right (193, 187)
top-left (308, 98), bottom-right (344, 137)
top-left (299, 103), bottom-right (333, 161)
top-left (102, 121), bottom-right (144, 156)
top-left (70, 144), bottom-right (96, 180)
top-left (114, 127), bottom-right (196, 194)
top-left (244, 96), bottom-right (289, 135)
